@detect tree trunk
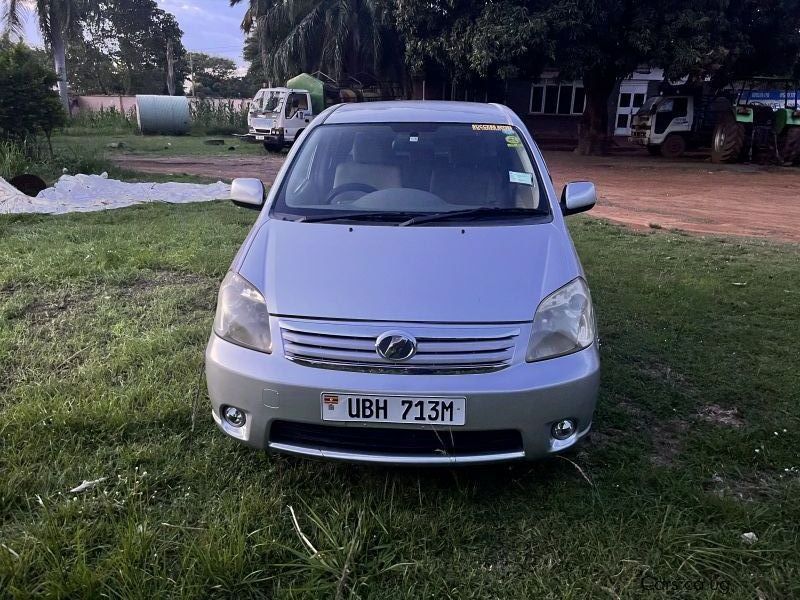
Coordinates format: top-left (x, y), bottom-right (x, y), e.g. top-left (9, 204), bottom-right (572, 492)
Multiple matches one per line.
top-left (576, 69), bottom-right (618, 155)
top-left (51, 28), bottom-right (70, 115)
top-left (166, 39), bottom-right (176, 96)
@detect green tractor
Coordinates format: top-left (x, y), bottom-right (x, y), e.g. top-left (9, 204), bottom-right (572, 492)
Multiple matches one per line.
top-left (711, 78), bottom-right (800, 165)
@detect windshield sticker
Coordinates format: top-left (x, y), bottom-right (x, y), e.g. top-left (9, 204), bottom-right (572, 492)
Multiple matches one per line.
top-left (509, 171), bottom-right (533, 186)
top-left (505, 134), bottom-right (522, 148)
top-left (472, 124), bottom-right (514, 133)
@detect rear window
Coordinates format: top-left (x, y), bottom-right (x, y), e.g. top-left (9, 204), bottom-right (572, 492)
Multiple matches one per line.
top-left (271, 122), bottom-right (550, 223)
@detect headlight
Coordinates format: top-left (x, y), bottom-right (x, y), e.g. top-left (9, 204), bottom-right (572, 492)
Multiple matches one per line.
top-left (213, 272), bottom-right (272, 353)
top-left (526, 277), bottom-right (595, 362)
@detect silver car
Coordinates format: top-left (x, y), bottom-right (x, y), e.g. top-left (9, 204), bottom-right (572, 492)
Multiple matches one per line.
top-left (206, 101), bottom-right (599, 464)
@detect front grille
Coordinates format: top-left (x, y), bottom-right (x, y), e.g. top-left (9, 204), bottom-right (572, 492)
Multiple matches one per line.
top-left (279, 319), bottom-right (520, 374)
top-left (270, 421), bottom-right (523, 456)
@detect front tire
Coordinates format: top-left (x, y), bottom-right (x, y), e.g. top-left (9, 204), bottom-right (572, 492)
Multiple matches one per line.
top-left (660, 134), bottom-right (687, 158)
top-left (646, 145), bottom-right (661, 156)
top-left (711, 115), bottom-right (746, 163)
top-left (779, 127), bottom-right (800, 165)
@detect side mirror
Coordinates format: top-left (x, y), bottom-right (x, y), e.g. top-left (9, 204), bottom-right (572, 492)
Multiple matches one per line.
top-left (230, 178), bottom-right (265, 210)
top-left (560, 181), bottom-right (596, 216)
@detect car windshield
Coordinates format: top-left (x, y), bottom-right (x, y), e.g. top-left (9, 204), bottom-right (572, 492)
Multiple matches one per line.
top-left (271, 122), bottom-right (549, 224)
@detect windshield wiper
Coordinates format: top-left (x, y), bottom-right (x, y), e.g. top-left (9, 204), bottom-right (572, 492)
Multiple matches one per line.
top-left (297, 211), bottom-right (417, 223)
top-left (399, 207), bottom-right (544, 226)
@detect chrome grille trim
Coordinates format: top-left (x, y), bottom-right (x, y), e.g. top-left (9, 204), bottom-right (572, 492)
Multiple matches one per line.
top-left (279, 319), bottom-right (521, 374)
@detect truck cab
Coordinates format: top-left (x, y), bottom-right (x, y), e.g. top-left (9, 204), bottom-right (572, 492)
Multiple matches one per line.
top-left (630, 93), bottom-right (734, 159)
top-left (248, 87), bottom-right (314, 151)
top-left (629, 95), bottom-right (694, 157)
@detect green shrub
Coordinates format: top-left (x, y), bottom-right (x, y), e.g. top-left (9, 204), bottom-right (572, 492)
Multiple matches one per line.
top-left (0, 140), bottom-right (31, 180)
top-left (0, 138), bottom-right (109, 183)
top-left (0, 42), bottom-right (66, 142)
top-left (190, 99), bottom-right (248, 135)
top-left (63, 107), bottom-right (137, 136)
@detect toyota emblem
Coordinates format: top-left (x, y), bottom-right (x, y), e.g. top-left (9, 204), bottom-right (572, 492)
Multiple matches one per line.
top-left (375, 331), bottom-right (417, 362)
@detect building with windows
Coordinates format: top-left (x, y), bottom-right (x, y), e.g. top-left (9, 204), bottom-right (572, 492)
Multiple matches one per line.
top-left (412, 67), bottom-right (665, 146)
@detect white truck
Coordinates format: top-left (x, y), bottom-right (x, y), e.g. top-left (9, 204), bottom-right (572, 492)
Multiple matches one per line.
top-left (629, 92), bottom-right (734, 158)
top-left (247, 87), bottom-right (314, 152)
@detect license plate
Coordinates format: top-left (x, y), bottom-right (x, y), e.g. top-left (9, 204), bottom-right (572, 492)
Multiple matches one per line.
top-left (255, 135), bottom-right (265, 141)
top-left (321, 393), bottom-right (465, 425)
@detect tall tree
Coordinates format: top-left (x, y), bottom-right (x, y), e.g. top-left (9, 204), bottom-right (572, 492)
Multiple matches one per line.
top-left (2, 0), bottom-right (84, 112)
top-left (68, 0), bottom-right (186, 95)
top-left (231, 0), bottom-right (403, 84)
top-left (187, 52), bottom-right (242, 98)
top-left (396, 0), bottom-right (800, 154)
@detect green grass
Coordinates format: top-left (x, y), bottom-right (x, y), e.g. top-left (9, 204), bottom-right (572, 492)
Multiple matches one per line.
top-left (1, 207), bottom-right (799, 598)
top-left (3, 134), bottom-right (244, 185)
top-left (52, 134), bottom-right (265, 158)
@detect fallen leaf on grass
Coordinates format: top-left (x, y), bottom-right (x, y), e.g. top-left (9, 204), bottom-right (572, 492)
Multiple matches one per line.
top-left (741, 531), bottom-right (758, 544)
top-left (69, 477), bottom-right (107, 493)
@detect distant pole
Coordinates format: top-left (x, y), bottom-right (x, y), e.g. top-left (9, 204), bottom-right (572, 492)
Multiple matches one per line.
top-left (189, 52), bottom-right (196, 97)
top-left (166, 39), bottom-right (175, 96)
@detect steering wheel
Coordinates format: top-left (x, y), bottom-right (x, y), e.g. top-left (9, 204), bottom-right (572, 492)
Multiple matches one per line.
top-left (325, 182), bottom-right (378, 204)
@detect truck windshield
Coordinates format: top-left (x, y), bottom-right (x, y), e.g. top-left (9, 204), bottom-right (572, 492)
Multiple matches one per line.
top-left (254, 90), bottom-right (285, 113)
top-left (271, 122), bottom-right (550, 224)
top-left (638, 97), bottom-right (659, 114)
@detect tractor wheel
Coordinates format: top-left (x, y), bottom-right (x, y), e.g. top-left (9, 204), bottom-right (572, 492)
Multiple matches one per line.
top-left (711, 115), bottom-right (746, 163)
top-left (779, 127), bottom-right (800, 166)
top-left (646, 145), bottom-right (661, 156)
top-left (660, 134), bottom-right (687, 159)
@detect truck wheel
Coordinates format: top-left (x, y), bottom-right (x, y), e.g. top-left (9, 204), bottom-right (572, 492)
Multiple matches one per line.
top-left (711, 115), bottom-right (745, 163)
top-left (660, 134), bottom-right (687, 158)
top-left (646, 145), bottom-right (661, 156)
top-left (779, 127), bottom-right (800, 165)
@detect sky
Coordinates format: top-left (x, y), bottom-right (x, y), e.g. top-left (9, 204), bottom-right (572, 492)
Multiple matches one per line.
top-left (20, 0), bottom-right (250, 68)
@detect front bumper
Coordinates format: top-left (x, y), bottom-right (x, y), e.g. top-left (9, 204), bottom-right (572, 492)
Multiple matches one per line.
top-left (248, 130), bottom-right (285, 145)
top-left (205, 330), bottom-right (600, 465)
top-left (628, 130), bottom-right (649, 146)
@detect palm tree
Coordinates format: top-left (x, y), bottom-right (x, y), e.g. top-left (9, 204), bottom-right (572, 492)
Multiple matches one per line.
top-left (2, 0), bottom-right (84, 112)
top-left (232, 0), bottom-right (402, 84)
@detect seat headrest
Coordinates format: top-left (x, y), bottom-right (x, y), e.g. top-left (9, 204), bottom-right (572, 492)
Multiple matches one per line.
top-left (352, 132), bottom-right (393, 164)
top-left (449, 136), bottom-right (491, 166)
top-left (393, 137), bottom-right (435, 159)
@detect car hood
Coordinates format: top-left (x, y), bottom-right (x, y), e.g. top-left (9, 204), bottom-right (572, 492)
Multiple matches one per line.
top-left (238, 218), bottom-right (581, 323)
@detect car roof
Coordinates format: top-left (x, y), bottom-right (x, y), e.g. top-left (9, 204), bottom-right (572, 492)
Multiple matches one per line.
top-left (323, 101), bottom-right (513, 125)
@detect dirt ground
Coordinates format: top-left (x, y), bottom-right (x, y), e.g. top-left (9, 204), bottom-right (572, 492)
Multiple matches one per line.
top-left (114, 151), bottom-right (800, 243)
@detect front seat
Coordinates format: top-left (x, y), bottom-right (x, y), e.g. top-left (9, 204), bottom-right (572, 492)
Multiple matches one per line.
top-left (334, 132), bottom-right (402, 190)
top-left (430, 138), bottom-right (503, 206)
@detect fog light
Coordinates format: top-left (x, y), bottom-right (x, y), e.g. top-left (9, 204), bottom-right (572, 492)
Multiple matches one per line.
top-left (552, 419), bottom-right (576, 440)
top-left (223, 406), bottom-right (246, 428)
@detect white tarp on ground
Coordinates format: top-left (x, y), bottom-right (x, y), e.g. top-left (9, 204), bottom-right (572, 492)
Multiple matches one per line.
top-left (0, 173), bottom-right (231, 215)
